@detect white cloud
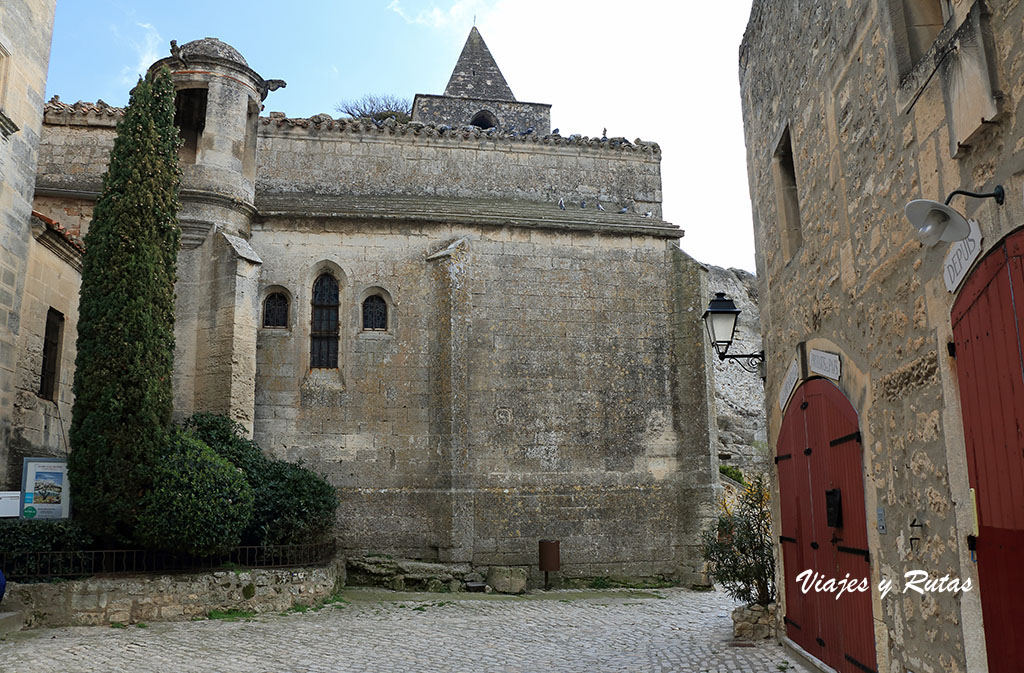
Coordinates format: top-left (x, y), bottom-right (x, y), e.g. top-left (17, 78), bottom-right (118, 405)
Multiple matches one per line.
top-left (118, 22), bottom-right (163, 86)
top-left (387, 0), bottom-right (487, 30)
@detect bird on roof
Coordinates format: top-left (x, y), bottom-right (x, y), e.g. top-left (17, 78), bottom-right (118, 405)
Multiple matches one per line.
top-left (642, 211), bottom-right (653, 218)
top-left (618, 206), bottom-right (629, 214)
top-left (580, 200), bottom-right (586, 209)
top-left (602, 127), bottom-right (608, 141)
top-left (597, 202), bottom-right (605, 212)
top-left (552, 128), bottom-right (560, 135)
top-left (558, 198), bottom-right (565, 210)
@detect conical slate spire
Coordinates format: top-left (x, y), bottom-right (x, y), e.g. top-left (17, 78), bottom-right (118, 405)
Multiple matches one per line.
top-left (443, 27), bottom-right (515, 101)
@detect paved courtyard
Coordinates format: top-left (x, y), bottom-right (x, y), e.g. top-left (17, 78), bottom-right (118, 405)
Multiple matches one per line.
top-left (1, 587), bottom-right (812, 672)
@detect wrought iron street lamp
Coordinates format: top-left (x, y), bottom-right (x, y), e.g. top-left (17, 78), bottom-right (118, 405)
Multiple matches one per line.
top-left (702, 292), bottom-right (764, 374)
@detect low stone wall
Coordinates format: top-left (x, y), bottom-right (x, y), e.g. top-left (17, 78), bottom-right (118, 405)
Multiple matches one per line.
top-left (3, 557), bottom-right (346, 629)
top-left (731, 602), bottom-right (777, 640)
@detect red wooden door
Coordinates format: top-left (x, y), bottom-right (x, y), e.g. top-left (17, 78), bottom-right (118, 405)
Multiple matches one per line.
top-left (951, 229), bottom-right (1024, 673)
top-left (777, 379), bottom-right (877, 673)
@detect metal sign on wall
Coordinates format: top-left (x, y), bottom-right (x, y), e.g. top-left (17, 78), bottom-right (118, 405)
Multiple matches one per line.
top-left (808, 349), bottom-right (841, 380)
top-left (945, 219), bottom-right (983, 293)
top-left (779, 357), bottom-right (800, 411)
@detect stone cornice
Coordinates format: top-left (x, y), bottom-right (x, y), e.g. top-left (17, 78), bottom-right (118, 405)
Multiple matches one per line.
top-left (254, 194), bottom-right (681, 239)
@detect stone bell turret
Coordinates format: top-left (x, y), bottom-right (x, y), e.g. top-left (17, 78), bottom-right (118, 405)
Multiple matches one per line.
top-left (149, 38), bottom-right (284, 436)
top-left (148, 37), bottom-right (284, 246)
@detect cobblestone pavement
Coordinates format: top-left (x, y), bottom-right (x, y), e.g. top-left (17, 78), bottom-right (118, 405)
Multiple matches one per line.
top-left (1, 587), bottom-right (813, 672)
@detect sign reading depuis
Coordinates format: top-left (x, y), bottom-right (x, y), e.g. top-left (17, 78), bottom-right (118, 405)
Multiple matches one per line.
top-left (779, 357), bottom-right (800, 411)
top-left (809, 349), bottom-right (841, 380)
top-left (944, 219), bottom-right (983, 293)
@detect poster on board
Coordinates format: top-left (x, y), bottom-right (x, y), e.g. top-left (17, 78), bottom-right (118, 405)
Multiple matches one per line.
top-left (20, 458), bottom-right (71, 519)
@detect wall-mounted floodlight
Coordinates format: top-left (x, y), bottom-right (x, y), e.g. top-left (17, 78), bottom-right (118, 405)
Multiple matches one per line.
top-left (905, 185), bottom-right (1004, 247)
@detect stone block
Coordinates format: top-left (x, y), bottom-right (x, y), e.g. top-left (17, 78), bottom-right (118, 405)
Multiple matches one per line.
top-left (486, 566), bottom-right (527, 594)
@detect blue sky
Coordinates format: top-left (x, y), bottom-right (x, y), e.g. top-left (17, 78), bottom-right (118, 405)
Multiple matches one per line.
top-left (45, 1), bottom-right (757, 272)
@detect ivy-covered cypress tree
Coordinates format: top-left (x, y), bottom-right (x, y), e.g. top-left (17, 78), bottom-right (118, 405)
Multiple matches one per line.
top-left (68, 68), bottom-right (181, 544)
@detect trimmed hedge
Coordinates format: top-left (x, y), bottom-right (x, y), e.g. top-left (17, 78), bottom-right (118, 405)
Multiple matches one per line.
top-left (135, 428), bottom-right (254, 556)
top-left (0, 519), bottom-right (94, 553)
top-left (0, 519), bottom-right (95, 580)
top-left (184, 414), bottom-right (338, 546)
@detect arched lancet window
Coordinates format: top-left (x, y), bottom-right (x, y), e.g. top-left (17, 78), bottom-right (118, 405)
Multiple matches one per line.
top-left (311, 274), bottom-right (339, 368)
top-left (469, 110), bottom-right (498, 130)
top-left (263, 292), bottom-right (289, 328)
top-left (362, 295), bottom-right (388, 331)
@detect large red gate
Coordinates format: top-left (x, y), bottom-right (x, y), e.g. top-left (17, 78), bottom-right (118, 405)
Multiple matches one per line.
top-left (951, 229), bottom-right (1024, 672)
top-left (778, 378), bottom-right (877, 673)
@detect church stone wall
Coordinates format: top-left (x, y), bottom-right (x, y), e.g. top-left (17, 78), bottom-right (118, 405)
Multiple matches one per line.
top-left (5, 223), bottom-right (80, 488)
top-left (256, 119), bottom-right (663, 217)
top-left (249, 217), bottom-right (717, 581)
top-left (35, 115), bottom-right (664, 219)
top-left (742, 1), bottom-right (1024, 670)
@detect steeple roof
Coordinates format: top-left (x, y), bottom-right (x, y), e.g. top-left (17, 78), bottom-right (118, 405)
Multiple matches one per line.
top-left (443, 27), bottom-right (516, 101)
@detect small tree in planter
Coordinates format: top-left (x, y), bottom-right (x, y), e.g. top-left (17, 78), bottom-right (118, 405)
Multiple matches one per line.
top-left (700, 473), bottom-right (775, 606)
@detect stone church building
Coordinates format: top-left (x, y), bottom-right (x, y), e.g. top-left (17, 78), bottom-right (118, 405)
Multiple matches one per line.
top-left (8, 18), bottom-right (721, 584)
top-left (743, 1), bottom-right (1024, 672)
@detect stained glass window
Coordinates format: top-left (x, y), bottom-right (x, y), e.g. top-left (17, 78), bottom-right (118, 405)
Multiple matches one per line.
top-left (362, 295), bottom-right (387, 331)
top-left (311, 274), bottom-right (339, 368)
top-left (263, 292), bottom-right (288, 328)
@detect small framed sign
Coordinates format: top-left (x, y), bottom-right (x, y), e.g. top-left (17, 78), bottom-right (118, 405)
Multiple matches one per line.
top-left (20, 458), bottom-right (71, 519)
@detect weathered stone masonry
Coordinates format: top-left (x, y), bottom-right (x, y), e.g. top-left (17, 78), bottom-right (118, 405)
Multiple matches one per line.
top-left (29, 29), bottom-right (721, 584)
top-left (741, 1), bottom-right (1024, 671)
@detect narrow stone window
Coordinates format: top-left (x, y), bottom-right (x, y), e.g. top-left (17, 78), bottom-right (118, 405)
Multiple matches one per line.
top-left (902, 0), bottom-right (947, 64)
top-left (362, 295), bottom-right (388, 331)
top-left (39, 308), bottom-right (64, 401)
top-left (772, 127), bottom-right (802, 263)
top-left (173, 88), bottom-right (207, 164)
top-left (0, 42), bottom-right (16, 140)
top-left (469, 110), bottom-right (498, 130)
top-left (310, 274), bottom-right (339, 368)
top-left (263, 292), bottom-right (289, 328)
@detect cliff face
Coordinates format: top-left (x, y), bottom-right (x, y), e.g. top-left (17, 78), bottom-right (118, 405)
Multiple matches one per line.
top-left (705, 265), bottom-right (767, 475)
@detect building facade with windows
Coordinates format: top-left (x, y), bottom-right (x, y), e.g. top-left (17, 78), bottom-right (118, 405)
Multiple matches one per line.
top-left (741, 1), bottom-right (1023, 672)
top-left (27, 29), bottom-right (721, 583)
top-left (0, 0), bottom-right (80, 490)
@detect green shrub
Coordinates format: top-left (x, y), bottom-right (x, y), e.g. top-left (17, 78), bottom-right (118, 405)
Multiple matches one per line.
top-left (0, 519), bottom-right (94, 552)
top-left (184, 413), bottom-right (338, 546)
top-left (0, 519), bottom-right (95, 579)
top-left (719, 465), bottom-right (745, 484)
top-left (701, 473), bottom-right (775, 605)
top-left (68, 67), bottom-right (181, 545)
top-left (135, 428), bottom-right (253, 556)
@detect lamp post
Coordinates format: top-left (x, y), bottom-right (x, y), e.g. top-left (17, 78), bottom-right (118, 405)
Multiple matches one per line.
top-left (702, 292), bottom-right (764, 375)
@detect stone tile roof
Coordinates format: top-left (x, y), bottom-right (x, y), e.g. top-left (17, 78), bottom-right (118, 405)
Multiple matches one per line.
top-left (443, 27), bottom-right (515, 101)
top-left (260, 113), bottom-right (660, 155)
top-left (31, 210), bottom-right (85, 254)
top-left (44, 95), bottom-right (124, 117)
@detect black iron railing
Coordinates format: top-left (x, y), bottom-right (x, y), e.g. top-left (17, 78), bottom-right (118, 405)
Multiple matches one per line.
top-left (1, 540), bottom-right (336, 581)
